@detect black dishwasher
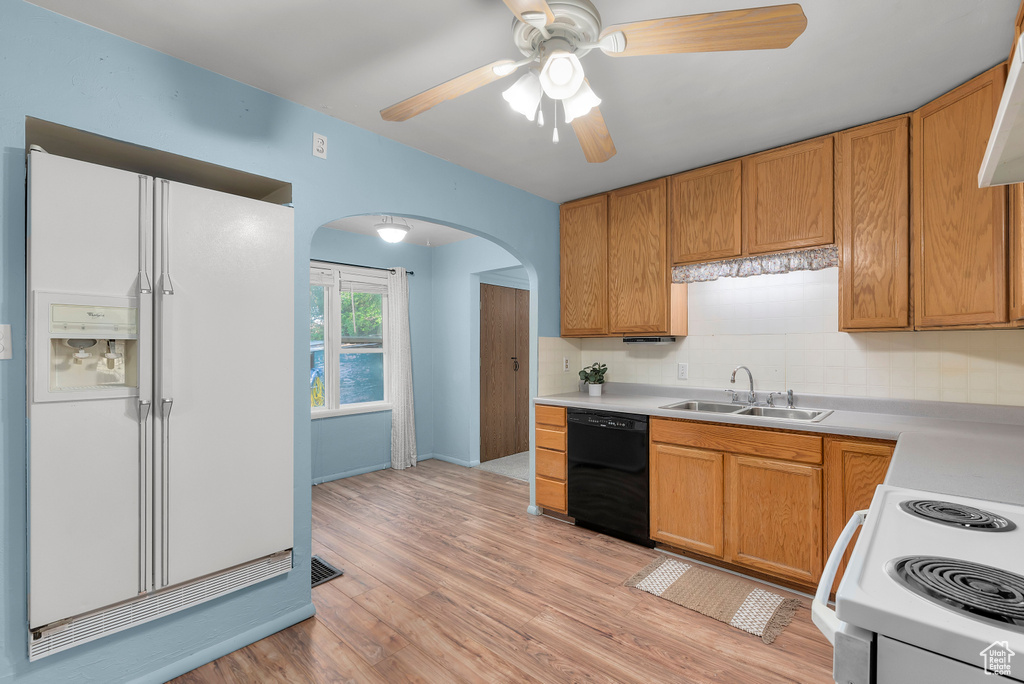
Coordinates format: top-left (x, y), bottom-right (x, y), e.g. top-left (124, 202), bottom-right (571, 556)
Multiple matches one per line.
top-left (566, 408), bottom-right (653, 547)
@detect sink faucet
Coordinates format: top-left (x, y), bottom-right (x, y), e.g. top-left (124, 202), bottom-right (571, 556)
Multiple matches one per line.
top-left (730, 366), bottom-right (756, 405)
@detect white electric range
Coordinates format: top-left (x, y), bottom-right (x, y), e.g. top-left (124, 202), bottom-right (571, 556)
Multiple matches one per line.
top-left (813, 484), bottom-right (1024, 683)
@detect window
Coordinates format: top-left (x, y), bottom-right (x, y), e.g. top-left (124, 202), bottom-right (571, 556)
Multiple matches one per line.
top-left (310, 262), bottom-right (390, 416)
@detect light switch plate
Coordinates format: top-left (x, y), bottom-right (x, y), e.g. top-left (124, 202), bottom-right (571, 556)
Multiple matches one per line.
top-left (0, 324), bottom-right (11, 360)
top-left (312, 133), bottom-right (327, 159)
top-left (677, 363), bottom-right (688, 380)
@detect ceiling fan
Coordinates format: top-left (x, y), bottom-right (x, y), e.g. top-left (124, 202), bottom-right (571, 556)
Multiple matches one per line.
top-left (380, 1), bottom-right (807, 163)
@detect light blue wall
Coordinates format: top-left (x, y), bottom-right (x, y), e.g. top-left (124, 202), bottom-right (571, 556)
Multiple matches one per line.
top-left (431, 239), bottom-right (523, 466)
top-left (309, 229), bottom-right (434, 482)
top-left (0, 1), bottom-right (559, 681)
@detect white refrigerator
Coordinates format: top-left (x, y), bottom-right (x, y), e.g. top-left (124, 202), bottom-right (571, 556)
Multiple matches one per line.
top-left (27, 151), bottom-right (294, 652)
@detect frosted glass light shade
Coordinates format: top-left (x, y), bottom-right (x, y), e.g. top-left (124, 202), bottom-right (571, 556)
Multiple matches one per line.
top-left (502, 71), bottom-right (543, 121)
top-left (539, 50), bottom-right (584, 100)
top-left (563, 80), bottom-right (601, 123)
top-left (377, 226), bottom-right (409, 243)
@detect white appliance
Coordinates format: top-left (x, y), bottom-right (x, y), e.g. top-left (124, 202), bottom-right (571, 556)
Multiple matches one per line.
top-left (27, 151), bottom-right (295, 658)
top-left (813, 485), bottom-right (1024, 683)
top-left (980, 34), bottom-right (1024, 187)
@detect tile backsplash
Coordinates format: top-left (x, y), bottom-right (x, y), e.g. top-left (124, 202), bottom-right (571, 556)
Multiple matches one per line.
top-left (571, 267), bottom-right (1024, 407)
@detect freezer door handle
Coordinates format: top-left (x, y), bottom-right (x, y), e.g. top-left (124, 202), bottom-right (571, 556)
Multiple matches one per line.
top-left (138, 400), bottom-right (151, 593)
top-left (159, 180), bottom-right (174, 295)
top-left (160, 398), bottom-right (173, 587)
top-left (138, 175), bottom-right (153, 295)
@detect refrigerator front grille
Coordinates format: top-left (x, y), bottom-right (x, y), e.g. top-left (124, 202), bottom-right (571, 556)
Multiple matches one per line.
top-left (29, 551), bottom-right (292, 661)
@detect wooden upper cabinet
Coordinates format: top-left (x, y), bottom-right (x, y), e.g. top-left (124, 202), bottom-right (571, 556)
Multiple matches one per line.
top-left (669, 160), bottom-right (743, 264)
top-left (560, 195), bottom-right (608, 336)
top-left (742, 135), bottom-right (834, 255)
top-left (836, 117), bottom-right (911, 330)
top-left (1011, 183), bottom-right (1024, 322)
top-left (650, 444), bottom-right (725, 558)
top-left (913, 65), bottom-right (1009, 328)
top-left (824, 437), bottom-right (894, 594)
top-left (608, 179), bottom-right (670, 334)
top-left (726, 455), bottom-right (824, 585)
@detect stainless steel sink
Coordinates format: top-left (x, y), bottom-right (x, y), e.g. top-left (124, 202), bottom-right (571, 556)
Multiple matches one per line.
top-left (738, 406), bottom-right (833, 422)
top-left (659, 400), bottom-right (746, 414)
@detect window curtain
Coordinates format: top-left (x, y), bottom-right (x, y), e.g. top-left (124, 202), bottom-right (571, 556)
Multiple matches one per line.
top-left (387, 267), bottom-right (417, 469)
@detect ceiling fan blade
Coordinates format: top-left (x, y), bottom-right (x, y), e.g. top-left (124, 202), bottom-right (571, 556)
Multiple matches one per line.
top-left (380, 59), bottom-right (517, 122)
top-left (601, 3), bottom-right (807, 57)
top-left (501, 0), bottom-right (555, 26)
top-left (571, 106), bottom-right (616, 163)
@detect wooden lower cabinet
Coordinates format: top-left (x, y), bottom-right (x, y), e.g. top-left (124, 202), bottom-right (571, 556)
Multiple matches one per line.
top-left (650, 444), bottom-right (725, 557)
top-left (535, 405), bottom-right (568, 514)
top-left (824, 437), bottom-right (895, 593)
top-left (725, 455), bottom-right (824, 585)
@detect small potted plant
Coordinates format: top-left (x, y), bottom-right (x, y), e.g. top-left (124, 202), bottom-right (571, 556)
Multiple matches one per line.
top-left (579, 362), bottom-right (608, 396)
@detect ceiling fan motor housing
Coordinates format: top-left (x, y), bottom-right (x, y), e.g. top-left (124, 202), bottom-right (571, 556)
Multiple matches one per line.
top-left (512, 0), bottom-right (602, 59)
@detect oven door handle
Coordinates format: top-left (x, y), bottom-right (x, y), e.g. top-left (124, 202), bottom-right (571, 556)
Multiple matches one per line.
top-left (812, 509), bottom-right (868, 645)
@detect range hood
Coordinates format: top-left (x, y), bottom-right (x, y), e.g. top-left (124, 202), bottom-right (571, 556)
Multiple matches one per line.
top-left (979, 35), bottom-right (1024, 187)
top-left (622, 336), bottom-right (677, 344)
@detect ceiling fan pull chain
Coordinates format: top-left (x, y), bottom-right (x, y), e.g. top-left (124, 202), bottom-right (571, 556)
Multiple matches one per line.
top-left (552, 100), bottom-right (559, 144)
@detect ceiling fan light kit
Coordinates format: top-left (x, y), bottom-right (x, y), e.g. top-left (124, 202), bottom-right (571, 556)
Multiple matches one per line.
top-left (380, 1), bottom-right (807, 163)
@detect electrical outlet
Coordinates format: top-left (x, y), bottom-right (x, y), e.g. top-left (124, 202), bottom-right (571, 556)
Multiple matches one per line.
top-left (677, 363), bottom-right (688, 380)
top-left (312, 133), bottom-right (327, 159)
top-left (0, 324), bottom-right (11, 360)
top-left (563, 357), bottom-right (570, 372)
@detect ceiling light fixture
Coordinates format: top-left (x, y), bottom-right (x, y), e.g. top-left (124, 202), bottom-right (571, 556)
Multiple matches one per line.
top-left (562, 80), bottom-right (601, 123)
top-left (502, 71), bottom-right (543, 121)
top-left (539, 49), bottom-right (584, 100)
top-left (375, 216), bottom-right (410, 243)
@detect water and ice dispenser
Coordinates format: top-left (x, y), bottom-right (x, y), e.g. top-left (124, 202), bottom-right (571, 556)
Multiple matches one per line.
top-left (33, 292), bottom-right (140, 402)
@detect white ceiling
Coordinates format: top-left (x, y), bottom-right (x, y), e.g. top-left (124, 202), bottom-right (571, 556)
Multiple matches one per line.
top-left (30, 0), bottom-right (1019, 203)
top-left (323, 215), bottom-right (474, 247)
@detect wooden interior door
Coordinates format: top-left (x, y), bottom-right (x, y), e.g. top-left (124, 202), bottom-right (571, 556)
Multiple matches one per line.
top-left (480, 283), bottom-right (529, 462)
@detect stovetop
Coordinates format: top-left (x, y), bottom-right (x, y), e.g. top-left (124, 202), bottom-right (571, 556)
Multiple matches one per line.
top-left (837, 485), bottom-right (1024, 670)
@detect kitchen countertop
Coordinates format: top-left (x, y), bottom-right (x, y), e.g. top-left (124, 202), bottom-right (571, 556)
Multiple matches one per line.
top-left (534, 383), bottom-right (1024, 505)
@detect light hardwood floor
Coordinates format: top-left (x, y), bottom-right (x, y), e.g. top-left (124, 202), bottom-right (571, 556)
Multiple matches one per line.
top-left (173, 459), bottom-right (834, 683)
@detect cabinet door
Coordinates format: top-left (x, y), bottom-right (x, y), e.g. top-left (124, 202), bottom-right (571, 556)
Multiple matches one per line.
top-left (742, 135), bottom-right (834, 254)
top-left (669, 160), bottom-right (742, 264)
top-left (913, 65), bottom-right (1008, 328)
top-left (726, 455), bottom-right (823, 585)
top-left (560, 195), bottom-right (608, 336)
top-left (1010, 182), bottom-right (1024, 322)
top-left (650, 444), bottom-right (724, 557)
top-left (837, 117), bottom-right (911, 330)
top-left (824, 438), bottom-right (893, 594)
top-left (608, 179), bottom-right (669, 334)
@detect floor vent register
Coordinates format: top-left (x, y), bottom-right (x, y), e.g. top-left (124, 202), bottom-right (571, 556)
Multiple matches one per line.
top-left (311, 555), bottom-right (345, 588)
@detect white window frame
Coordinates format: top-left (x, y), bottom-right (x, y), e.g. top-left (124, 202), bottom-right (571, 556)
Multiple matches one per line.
top-left (310, 261), bottom-right (392, 419)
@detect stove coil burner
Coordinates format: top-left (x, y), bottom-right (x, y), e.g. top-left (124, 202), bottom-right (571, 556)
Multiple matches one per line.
top-left (889, 556), bottom-right (1024, 632)
top-left (899, 500), bottom-right (1016, 532)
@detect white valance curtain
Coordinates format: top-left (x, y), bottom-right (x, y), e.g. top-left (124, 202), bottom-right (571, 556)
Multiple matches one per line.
top-left (387, 267), bottom-right (417, 469)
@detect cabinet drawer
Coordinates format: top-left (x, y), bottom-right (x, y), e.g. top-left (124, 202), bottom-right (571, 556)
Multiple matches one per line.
top-left (536, 448), bottom-right (567, 481)
top-left (536, 426), bottom-right (567, 452)
top-left (536, 476), bottom-right (567, 513)
top-left (535, 404), bottom-right (566, 428)
top-left (651, 418), bottom-right (822, 464)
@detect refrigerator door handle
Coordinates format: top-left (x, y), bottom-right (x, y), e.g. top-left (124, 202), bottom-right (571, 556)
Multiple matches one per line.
top-left (138, 400), bottom-right (151, 594)
top-left (138, 175), bottom-right (153, 295)
top-left (159, 180), bottom-right (174, 296)
top-left (160, 398), bottom-right (173, 587)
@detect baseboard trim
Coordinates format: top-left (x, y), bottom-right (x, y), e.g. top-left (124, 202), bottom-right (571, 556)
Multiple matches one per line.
top-left (131, 601), bottom-right (316, 684)
top-left (312, 462), bottom-right (388, 485)
top-left (428, 452), bottom-right (474, 468)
